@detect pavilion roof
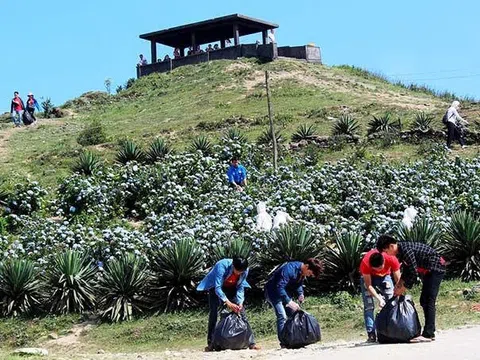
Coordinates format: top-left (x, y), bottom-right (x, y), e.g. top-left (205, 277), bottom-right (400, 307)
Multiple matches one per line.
top-left (139, 14), bottom-right (278, 48)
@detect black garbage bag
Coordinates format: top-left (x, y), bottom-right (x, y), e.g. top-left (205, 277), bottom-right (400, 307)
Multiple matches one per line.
top-left (375, 295), bottom-right (421, 343)
top-left (279, 310), bottom-right (321, 349)
top-left (22, 111), bottom-right (35, 125)
top-left (212, 312), bottom-right (253, 351)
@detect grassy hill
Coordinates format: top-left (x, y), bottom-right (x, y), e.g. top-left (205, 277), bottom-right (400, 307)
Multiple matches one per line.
top-left (1, 58), bottom-right (479, 186)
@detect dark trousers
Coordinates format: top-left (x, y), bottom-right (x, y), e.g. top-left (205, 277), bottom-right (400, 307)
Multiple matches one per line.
top-left (207, 288), bottom-right (255, 347)
top-left (26, 108), bottom-right (36, 121)
top-left (447, 122), bottom-right (465, 148)
top-left (420, 271), bottom-right (444, 338)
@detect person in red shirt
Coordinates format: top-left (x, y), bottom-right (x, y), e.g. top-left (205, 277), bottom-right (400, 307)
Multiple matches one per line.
top-left (10, 91), bottom-right (25, 127)
top-left (359, 248), bottom-right (401, 342)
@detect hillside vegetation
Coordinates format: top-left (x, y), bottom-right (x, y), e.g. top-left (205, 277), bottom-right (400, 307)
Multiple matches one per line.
top-left (1, 58), bottom-right (479, 186)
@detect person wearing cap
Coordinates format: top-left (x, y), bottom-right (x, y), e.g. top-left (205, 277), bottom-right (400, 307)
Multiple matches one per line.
top-left (25, 93), bottom-right (40, 122)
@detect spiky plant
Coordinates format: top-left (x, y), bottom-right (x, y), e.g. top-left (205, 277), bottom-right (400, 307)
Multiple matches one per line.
top-left (442, 211), bottom-right (480, 281)
top-left (411, 112), bottom-right (434, 132)
top-left (257, 128), bottom-right (283, 146)
top-left (331, 114), bottom-right (360, 136)
top-left (322, 232), bottom-right (366, 293)
top-left (292, 124), bottom-right (318, 142)
top-left (394, 217), bottom-right (444, 251)
top-left (72, 151), bottom-right (102, 176)
top-left (150, 238), bottom-right (205, 313)
top-left (116, 140), bottom-right (145, 165)
top-left (98, 254), bottom-right (151, 322)
top-left (45, 250), bottom-right (97, 314)
top-left (223, 128), bottom-right (247, 144)
top-left (367, 113), bottom-right (402, 135)
top-left (260, 225), bottom-right (322, 269)
top-left (145, 138), bottom-right (171, 164)
top-left (0, 259), bottom-right (42, 317)
top-left (189, 135), bottom-right (213, 156)
top-left (211, 239), bottom-right (256, 265)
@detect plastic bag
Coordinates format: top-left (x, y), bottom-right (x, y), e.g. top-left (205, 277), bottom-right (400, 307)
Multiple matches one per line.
top-left (272, 211), bottom-right (294, 230)
top-left (22, 111), bottom-right (34, 125)
top-left (256, 202), bottom-right (272, 231)
top-left (280, 310), bottom-right (321, 349)
top-left (212, 312), bottom-right (253, 351)
top-left (375, 295), bottom-right (421, 343)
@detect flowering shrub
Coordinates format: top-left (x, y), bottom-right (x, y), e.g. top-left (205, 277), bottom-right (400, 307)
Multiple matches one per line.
top-left (5, 181), bottom-right (47, 215)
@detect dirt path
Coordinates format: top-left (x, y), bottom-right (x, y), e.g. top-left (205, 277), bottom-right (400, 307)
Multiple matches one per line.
top-left (40, 326), bottom-right (480, 360)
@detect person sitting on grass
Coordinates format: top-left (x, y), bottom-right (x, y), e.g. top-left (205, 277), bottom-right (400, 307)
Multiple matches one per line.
top-left (264, 258), bottom-right (323, 348)
top-left (376, 234), bottom-right (446, 343)
top-left (227, 157), bottom-right (247, 192)
top-left (360, 249), bottom-right (401, 343)
top-left (196, 257), bottom-right (260, 352)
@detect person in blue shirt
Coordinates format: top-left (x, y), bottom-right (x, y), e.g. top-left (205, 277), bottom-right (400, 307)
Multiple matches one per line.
top-left (197, 257), bottom-right (260, 352)
top-left (264, 258), bottom-right (324, 347)
top-left (227, 157), bottom-right (247, 191)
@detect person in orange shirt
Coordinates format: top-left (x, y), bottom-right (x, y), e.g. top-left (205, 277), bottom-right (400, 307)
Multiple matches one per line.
top-left (359, 249), bottom-right (401, 342)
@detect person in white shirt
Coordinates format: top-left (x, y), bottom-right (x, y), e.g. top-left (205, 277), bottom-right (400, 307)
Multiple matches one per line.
top-left (268, 29), bottom-right (276, 44)
top-left (446, 100), bottom-right (468, 150)
top-left (137, 54), bottom-right (148, 67)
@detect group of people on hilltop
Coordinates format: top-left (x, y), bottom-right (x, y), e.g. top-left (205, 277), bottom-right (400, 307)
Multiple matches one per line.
top-left (197, 233), bottom-right (445, 351)
top-left (9, 91), bottom-right (40, 127)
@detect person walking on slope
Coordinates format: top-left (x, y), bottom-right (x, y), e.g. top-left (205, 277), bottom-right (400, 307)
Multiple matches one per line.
top-left (445, 100), bottom-right (468, 150)
top-left (264, 258), bottom-right (323, 348)
top-left (377, 235), bottom-right (446, 342)
top-left (25, 93), bottom-right (40, 123)
top-left (10, 91), bottom-right (25, 127)
top-left (359, 249), bottom-right (401, 343)
top-left (196, 257), bottom-right (261, 352)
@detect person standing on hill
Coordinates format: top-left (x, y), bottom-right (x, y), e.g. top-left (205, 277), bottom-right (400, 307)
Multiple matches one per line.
top-left (359, 249), bottom-right (401, 343)
top-left (25, 93), bottom-right (40, 122)
top-left (10, 91), bottom-right (25, 127)
top-left (445, 100), bottom-right (468, 150)
top-left (227, 157), bottom-right (247, 192)
top-left (377, 235), bottom-right (446, 342)
top-left (196, 257), bottom-right (260, 352)
top-left (264, 259), bottom-right (323, 348)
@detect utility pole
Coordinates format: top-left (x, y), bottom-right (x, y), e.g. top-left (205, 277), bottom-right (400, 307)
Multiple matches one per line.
top-left (265, 71), bottom-right (278, 173)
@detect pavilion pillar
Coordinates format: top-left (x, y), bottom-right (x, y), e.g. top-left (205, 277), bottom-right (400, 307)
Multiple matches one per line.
top-left (221, 39), bottom-right (226, 49)
top-left (233, 24), bottom-right (240, 46)
top-left (191, 32), bottom-right (196, 51)
top-left (262, 30), bottom-right (268, 45)
top-left (150, 41), bottom-right (157, 63)
top-left (180, 48), bottom-right (185, 57)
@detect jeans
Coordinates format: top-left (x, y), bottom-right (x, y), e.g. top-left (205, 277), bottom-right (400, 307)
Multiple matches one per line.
top-left (11, 110), bottom-right (23, 126)
top-left (420, 271), bottom-right (444, 338)
top-left (207, 288), bottom-right (255, 347)
top-left (265, 291), bottom-right (294, 345)
top-left (447, 122), bottom-right (465, 148)
top-left (360, 275), bottom-right (394, 333)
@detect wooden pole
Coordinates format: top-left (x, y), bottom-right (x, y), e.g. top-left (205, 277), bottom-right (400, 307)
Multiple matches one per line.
top-left (265, 70), bottom-right (278, 173)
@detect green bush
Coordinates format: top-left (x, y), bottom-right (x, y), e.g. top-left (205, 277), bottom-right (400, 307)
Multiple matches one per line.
top-left (332, 114), bottom-right (360, 137)
top-left (145, 138), bottom-right (171, 164)
top-left (116, 140), bottom-right (145, 165)
top-left (292, 124), bottom-right (318, 142)
top-left (367, 113), bottom-right (401, 136)
top-left (189, 136), bottom-right (213, 156)
top-left (72, 151), bottom-right (102, 176)
top-left (394, 217), bottom-right (444, 251)
top-left (77, 120), bottom-right (108, 146)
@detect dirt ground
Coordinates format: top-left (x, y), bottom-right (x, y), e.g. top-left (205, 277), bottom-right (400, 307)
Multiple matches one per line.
top-left (37, 326), bottom-right (480, 360)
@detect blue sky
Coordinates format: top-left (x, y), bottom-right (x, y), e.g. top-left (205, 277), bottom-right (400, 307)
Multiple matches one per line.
top-left (1, 0), bottom-right (479, 112)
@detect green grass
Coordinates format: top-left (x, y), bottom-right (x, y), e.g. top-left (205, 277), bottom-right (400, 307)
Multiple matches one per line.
top-left (0, 280), bottom-right (478, 355)
top-left (2, 58), bottom-right (477, 187)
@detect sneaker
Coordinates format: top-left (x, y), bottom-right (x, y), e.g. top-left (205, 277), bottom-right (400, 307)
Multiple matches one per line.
top-left (249, 344), bottom-right (261, 350)
top-left (367, 331), bottom-right (377, 343)
top-left (409, 336), bottom-right (432, 343)
top-left (462, 145), bottom-right (467, 149)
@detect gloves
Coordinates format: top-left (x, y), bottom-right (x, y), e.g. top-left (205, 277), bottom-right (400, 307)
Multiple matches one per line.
top-left (298, 294), bottom-right (305, 304)
top-left (286, 300), bottom-right (300, 312)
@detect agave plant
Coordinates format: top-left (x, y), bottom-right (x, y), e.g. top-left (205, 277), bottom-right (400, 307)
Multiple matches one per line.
top-left (291, 124), bottom-right (318, 142)
top-left (211, 239), bottom-right (256, 265)
top-left (116, 140), bottom-right (145, 165)
top-left (150, 238), bottom-right (205, 313)
top-left (0, 259), bottom-right (42, 317)
top-left (367, 113), bottom-right (402, 135)
top-left (189, 135), bottom-right (213, 156)
top-left (223, 128), bottom-right (247, 144)
top-left (145, 138), bottom-right (171, 164)
top-left (331, 114), bottom-right (360, 136)
top-left (322, 232), bottom-right (366, 293)
top-left (411, 112), bottom-right (434, 132)
top-left (442, 211), bottom-right (480, 281)
top-left (72, 151), bottom-right (102, 176)
top-left (45, 250), bottom-right (97, 314)
top-left (260, 225), bottom-right (323, 269)
top-left (257, 128), bottom-right (284, 145)
top-left (98, 254), bottom-right (151, 322)
top-left (394, 217), bottom-right (444, 251)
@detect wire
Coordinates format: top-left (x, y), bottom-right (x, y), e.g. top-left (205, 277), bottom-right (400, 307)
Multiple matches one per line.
top-left (394, 73), bottom-right (480, 82)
